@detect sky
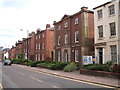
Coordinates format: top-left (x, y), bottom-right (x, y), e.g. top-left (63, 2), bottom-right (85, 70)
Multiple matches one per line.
top-left (0, 0), bottom-right (111, 48)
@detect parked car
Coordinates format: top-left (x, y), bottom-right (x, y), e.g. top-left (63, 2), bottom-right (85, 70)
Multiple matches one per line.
top-left (4, 59), bottom-right (12, 65)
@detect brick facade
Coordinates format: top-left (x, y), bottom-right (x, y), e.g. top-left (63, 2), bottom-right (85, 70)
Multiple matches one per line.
top-left (35, 24), bottom-right (54, 61)
top-left (15, 41), bottom-right (23, 58)
top-left (53, 7), bottom-right (94, 63)
top-left (9, 46), bottom-right (16, 59)
top-left (29, 32), bottom-right (35, 60)
top-left (22, 37), bottom-right (31, 60)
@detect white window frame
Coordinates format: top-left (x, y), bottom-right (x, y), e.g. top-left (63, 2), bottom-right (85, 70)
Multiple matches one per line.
top-left (75, 31), bottom-right (78, 42)
top-left (58, 25), bottom-right (61, 30)
top-left (109, 5), bottom-right (115, 16)
top-left (97, 9), bottom-right (103, 19)
top-left (36, 44), bottom-right (37, 50)
top-left (42, 43), bottom-right (44, 49)
top-left (36, 54), bottom-right (38, 60)
top-left (65, 34), bottom-right (68, 44)
top-left (58, 36), bottom-right (61, 45)
top-left (42, 54), bottom-right (44, 61)
top-left (75, 50), bottom-right (79, 62)
top-left (38, 54), bottom-right (40, 61)
top-left (111, 45), bottom-right (117, 63)
top-left (109, 22), bottom-right (116, 36)
top-left (58, 51), bottom-right (60, 61)
top-left (39, 43), bottom-right (40, 49)
top-left (36, 36), bottom-right (38, 39)
top-left (98, 25), bottom-right (103, 38)
top-left (64, 21), bottom-right (68, 28)
top-left (75, 18), bottom-right (78, 24)
top-left (42, 33), bottom-right (44, 38)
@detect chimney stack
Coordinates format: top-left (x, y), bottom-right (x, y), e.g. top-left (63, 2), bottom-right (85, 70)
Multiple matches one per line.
top-left (81, 6), bottom-right (88, 11)
top-left (46, 24), bottom-right (51, 29)
top-left (36, 28), bottom-right (40, 33)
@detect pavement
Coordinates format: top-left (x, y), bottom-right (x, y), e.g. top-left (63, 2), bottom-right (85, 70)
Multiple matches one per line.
top-left (14, 64), bottom-right (120, 88)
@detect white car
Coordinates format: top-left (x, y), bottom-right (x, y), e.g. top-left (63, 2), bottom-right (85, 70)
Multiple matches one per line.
top-left (4, 59), bottom-right (12, 65)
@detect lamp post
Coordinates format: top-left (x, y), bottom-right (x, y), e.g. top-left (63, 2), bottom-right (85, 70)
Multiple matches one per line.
top-left (20, 29), bottom-right (29, 66)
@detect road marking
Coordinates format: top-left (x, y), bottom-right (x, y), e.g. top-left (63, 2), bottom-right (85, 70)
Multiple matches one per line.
top-left (14, 65), bottom-right (117, 89)
top-left (52, 85), bottom-right (59, 88)
top-left (0, 83), bottom-right (3, 90)
top-left (29, 68), bottom-right (116, 88)
top-left (26, 68), bottom-right (116, 89)
top-left (29, 76), bottom-right (43, 82)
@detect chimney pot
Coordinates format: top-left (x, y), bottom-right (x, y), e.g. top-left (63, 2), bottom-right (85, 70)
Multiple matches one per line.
top-left (46, 24), bottom-right (51, 29)
top-left (36, 28), bottom-right (40, 33)
top-left (81, 7), bottom-right (88, 10)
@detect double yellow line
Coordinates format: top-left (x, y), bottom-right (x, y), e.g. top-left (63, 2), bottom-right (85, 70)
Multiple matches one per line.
top-left (23, 67), bottom-right (117, 89)
top-left (15, 65), bottom-right (119, 89)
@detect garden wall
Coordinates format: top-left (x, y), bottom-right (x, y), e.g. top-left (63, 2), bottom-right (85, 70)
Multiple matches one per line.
top-left (80, 69), bottom-right (120, 79)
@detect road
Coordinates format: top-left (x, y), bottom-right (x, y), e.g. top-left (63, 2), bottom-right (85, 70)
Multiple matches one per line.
top-left (0, 63), bottom-right (115, 89)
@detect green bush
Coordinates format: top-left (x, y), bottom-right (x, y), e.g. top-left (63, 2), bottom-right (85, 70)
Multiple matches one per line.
top-left (102, 65), bottom-right (110, 72)
top-left (83, 64), bottom-right (99, 67)
top-left (50, 61), bottom-right (68, 70)
top-left (30, 61), bottom-right (38, 67)
top-left (30, 61), bottom-right (42, 67)
top-left (64, 62), bottom-right (77, 72)
top-left (24, 62), bottom-right (28, 65)
top-left (11, 58), bottom-right (23, 64)
top-left (75, 62), bottom-right (81, 69)
top-left (106, 61), bottom-right (113, 66)
top-left (83, 64), bottom-right (110, 72)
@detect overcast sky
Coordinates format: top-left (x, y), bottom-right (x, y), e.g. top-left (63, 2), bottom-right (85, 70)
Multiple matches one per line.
top-left (0, 0), bottom-right (110, 48)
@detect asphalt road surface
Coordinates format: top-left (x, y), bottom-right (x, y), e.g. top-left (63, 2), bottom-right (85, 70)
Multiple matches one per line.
top-left (0, 63), bottom-right (115, 89)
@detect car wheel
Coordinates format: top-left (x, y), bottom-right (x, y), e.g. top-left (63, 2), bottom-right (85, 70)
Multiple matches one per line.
top-left (4, 63), bottom-right (7, 65)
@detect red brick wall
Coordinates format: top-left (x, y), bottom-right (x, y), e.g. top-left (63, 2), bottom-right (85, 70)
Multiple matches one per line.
top-left (46, 30), bottom-right (54, 60)
top-left (30, 32), bottom-right (35, 60)
top-left (54, 8), bottom-right (94, 62)
top-left (9, 47), bottom-right (16, 59)
top-left (34, 26), bottom-right (54, 61)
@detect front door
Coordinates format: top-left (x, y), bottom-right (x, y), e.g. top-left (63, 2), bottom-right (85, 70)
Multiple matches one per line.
top-left (65, 53), bottom-right (68, 62)
top-left (99, 48), bottom-right (103, 64)
top-left (64, 50), bottom-right (68, 62)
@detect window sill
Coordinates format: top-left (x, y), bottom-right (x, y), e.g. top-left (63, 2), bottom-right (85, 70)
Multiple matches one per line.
top-left (109, 35), bottom-right (116, 39)
top-left (64, 27), bottom-right (68, 29)
top-left (75, 41), bottom-right (79, 43)
top-left (97, 18), bottom-right (103, 21)
top-left (74, 23), bottom-right (78, 25)
top-left (109, 14), bottom-right (115, 17)
top-left (97, 37), bottom-right (105, 40)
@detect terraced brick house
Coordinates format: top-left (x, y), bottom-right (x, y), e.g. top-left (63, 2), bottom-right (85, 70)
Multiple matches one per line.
top-left (53, 7), bottom-right (94, 64)
top-left (22, 37), bottom-right (31, 60)
top-left (15, 40), bottom-right (23, 58)
top-left (9, 46), bottom-right (16, 59)
top-left (35, 24), bottom-right (54, 61)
